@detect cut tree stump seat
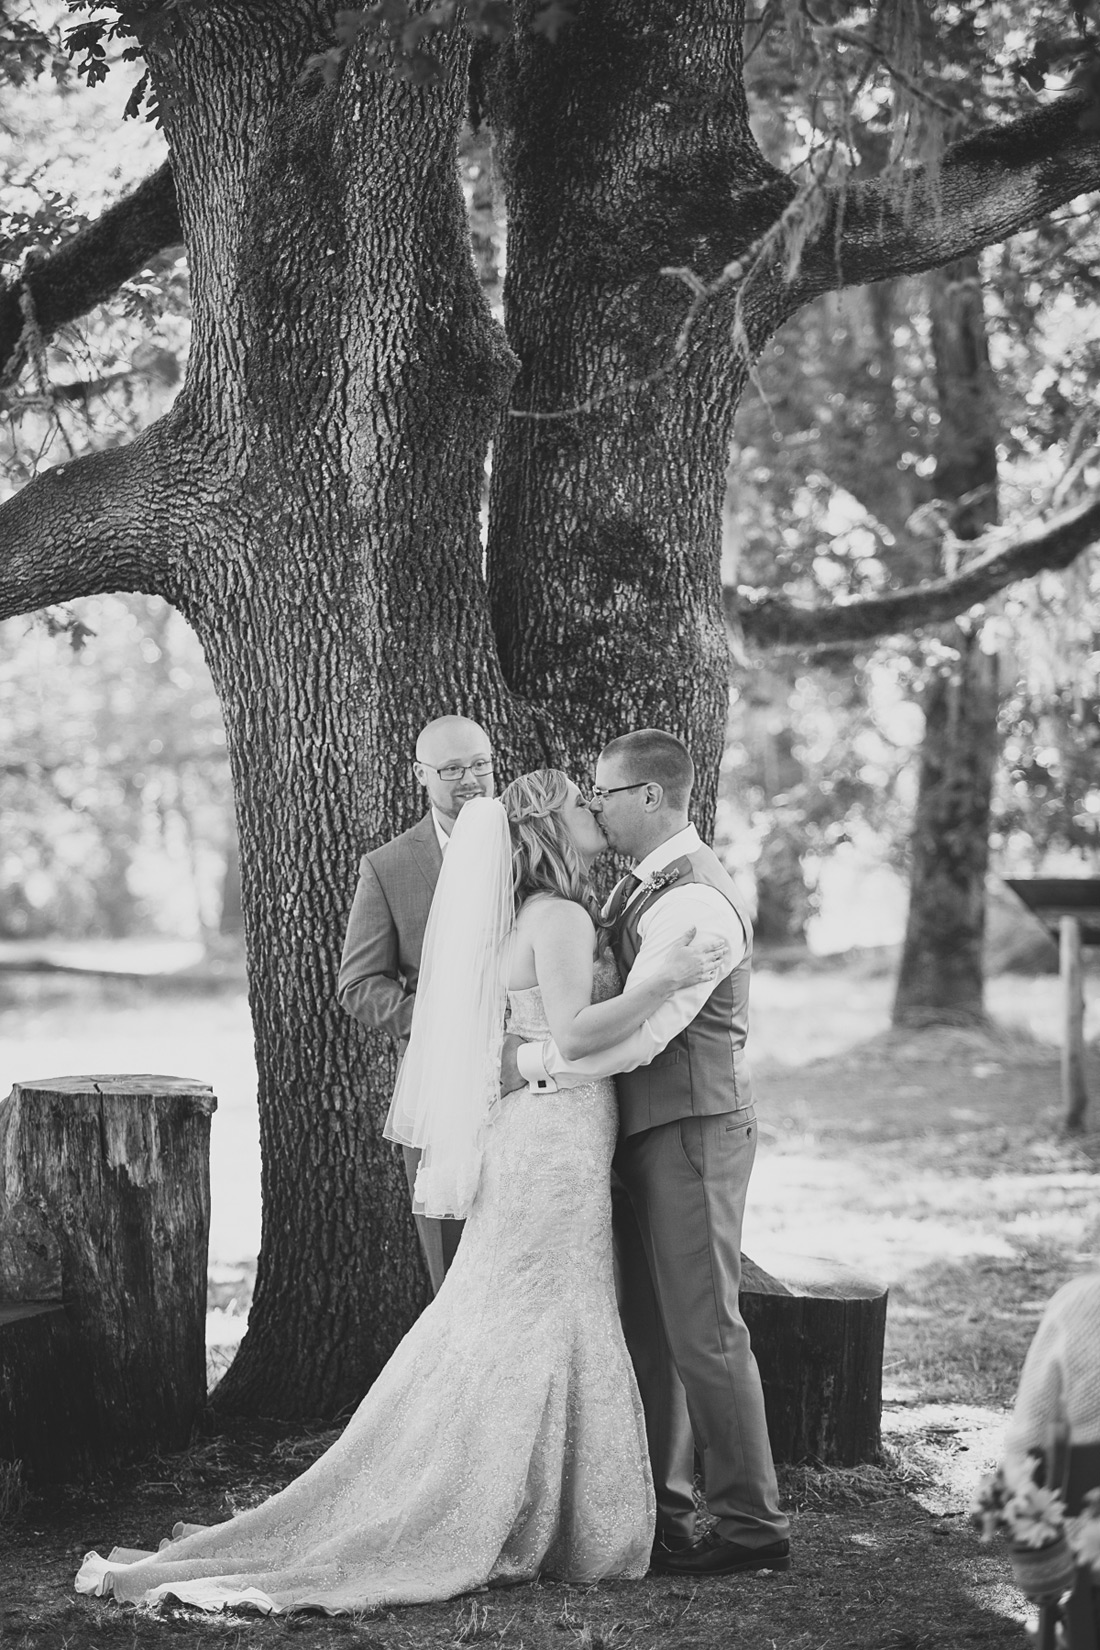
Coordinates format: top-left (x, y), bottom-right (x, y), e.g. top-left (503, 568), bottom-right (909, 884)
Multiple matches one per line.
top-left (741, 1252), bottom-right (888, 1466)
top-left (0, 1075), bottom-right (216, 1484)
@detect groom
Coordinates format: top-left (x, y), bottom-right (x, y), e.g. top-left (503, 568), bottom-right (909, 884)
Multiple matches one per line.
top-left (504, 728), bottom-right (789, 1576)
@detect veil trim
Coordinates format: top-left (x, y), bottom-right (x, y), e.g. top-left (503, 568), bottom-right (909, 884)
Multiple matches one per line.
top-left (383, 797), bottom-right (514, 1219)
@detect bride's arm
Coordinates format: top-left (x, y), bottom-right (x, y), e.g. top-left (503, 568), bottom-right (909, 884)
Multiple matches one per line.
top-left (529, 899), bottom-right (724, 1060)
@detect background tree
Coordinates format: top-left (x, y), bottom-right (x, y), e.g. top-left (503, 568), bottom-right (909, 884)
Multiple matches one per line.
top-left (890, 257), bottom-right (1003, 1028)
top-left (725, 243), bottom-right (1100, 985)
top-left (4, 0), bottom-right (1100, 1420)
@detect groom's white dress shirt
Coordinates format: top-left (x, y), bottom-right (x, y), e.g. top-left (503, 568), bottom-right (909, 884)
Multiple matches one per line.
top-left (432, 810), bottom-right (451, 854)
top-left (516, 825), bottom-right (747, 1092)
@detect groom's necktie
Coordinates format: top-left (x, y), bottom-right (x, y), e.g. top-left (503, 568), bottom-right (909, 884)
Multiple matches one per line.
top-left (606, 873), bottom-right (642, 928)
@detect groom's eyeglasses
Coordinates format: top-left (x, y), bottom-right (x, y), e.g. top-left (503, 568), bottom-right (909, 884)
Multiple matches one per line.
top-left (421, 758), bottom-right (495, 782)
top-left (586, 781), bottom-right (650, 802)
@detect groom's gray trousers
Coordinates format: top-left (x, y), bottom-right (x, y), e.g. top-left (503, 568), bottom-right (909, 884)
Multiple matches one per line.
top-left (613, 1109), bottom-right (788, 1548)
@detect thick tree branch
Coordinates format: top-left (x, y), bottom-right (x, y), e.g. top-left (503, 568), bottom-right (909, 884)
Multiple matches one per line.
top-left (788, 93), bottom-right (1100, 302)
top-left (0, 429), bottom-right (186, 620)
top-left (731, 489), bottom-right (1100, 653)
top-left (1, 161), bottom-right (182, 388)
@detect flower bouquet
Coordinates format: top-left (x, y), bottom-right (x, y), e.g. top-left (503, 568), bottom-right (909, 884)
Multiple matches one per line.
top-left (971, 1459), bottom-right (1076, 1605)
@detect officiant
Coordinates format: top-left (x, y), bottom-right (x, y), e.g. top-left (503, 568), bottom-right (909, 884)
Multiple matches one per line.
top-left (337, 713), bottom-right (495, 1290)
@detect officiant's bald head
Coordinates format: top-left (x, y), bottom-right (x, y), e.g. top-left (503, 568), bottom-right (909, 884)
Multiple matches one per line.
top-left (413, 715), bottom-right (494, 827)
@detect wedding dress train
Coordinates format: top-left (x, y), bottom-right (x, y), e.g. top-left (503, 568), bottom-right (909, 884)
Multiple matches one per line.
top-left (76, 969), bottom-right (654, 1613)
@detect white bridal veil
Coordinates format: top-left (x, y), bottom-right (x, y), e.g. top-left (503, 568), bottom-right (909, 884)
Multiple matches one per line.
top-left (384, 796), bottom-right (514, 1219)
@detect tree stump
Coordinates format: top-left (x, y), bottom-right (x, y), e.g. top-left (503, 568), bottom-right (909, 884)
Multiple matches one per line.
top-left (0, 1075), bottom-right (216, 1483)
top-left (741, 1253), bottom-right (888, 1466)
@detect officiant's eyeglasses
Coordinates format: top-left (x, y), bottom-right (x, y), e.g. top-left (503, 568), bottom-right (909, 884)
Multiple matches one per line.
top-left (586, 781), bottom-right (650, 802)
top-left (420, 758), bottom-right (494, 781)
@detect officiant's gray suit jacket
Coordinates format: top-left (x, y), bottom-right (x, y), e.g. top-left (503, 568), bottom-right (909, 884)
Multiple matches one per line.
top-left (337, 811), bottom-right (462, 1290)
top-left (338, 812), bottom-right (441, 1050)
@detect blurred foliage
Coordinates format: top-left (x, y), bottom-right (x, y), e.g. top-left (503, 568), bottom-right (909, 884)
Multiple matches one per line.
top-left (995, 555), bottom-right (1100, 866)
top-left (0, 0), bottom-right (66, 87)
top-left (0, 592), bottom-right (232, 940)
top-left (723, 251), bottom-right (1100, 940)
top-left (999, 687), bottom-right (1100, 863)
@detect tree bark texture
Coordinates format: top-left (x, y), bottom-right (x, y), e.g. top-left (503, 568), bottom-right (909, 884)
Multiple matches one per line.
top-left (0, 1076), bottom-right (214, 1481)
top-left (486, 0), bottom-right (791, 831)
top-left (3, 1), bottom-right (1100, 1418)
top-left (894, 260), bottom-right (1001, 1029)
top-left (0, 1302), bottom-right (83, 1485)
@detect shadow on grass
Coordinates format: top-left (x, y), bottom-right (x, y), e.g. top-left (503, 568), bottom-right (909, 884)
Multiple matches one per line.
top-left (887, 1243), bottom-right (1098, 1409)
top-left (1, 1431), bottom-right (1031, 1650)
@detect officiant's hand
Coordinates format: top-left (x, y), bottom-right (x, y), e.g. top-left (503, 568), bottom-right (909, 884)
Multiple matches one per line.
top-left (500, 1032), bottom-right (525, 1097)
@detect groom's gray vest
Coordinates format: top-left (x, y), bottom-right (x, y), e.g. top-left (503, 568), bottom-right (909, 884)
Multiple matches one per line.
top-left (613, 843), bottom-right (755, 1138)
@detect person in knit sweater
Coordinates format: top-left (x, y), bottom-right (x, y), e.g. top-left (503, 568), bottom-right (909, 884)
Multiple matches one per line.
top-left (1002, 1271), bottom-right (1100, 1490)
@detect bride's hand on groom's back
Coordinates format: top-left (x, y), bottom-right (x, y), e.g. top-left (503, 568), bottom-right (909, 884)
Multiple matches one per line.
top-left (660, 928), bottom-right (730, 994)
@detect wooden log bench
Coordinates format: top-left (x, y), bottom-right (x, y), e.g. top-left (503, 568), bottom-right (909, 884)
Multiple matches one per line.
top-left (741, 1253), bottom-right (888, 1466)
top-left (0, 1074), bottom-right (216, 1484)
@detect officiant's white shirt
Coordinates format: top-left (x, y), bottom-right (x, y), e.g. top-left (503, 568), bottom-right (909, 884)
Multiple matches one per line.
top-left (516, 825), bottom-right (747, 1092)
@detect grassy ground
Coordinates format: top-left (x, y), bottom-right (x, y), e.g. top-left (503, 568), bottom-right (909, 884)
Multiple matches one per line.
top-left (2, 961), bottom-right (1099, 1649)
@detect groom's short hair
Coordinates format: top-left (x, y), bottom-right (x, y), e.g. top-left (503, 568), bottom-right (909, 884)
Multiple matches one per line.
top-left (601, 729), bottom-right (694, 810)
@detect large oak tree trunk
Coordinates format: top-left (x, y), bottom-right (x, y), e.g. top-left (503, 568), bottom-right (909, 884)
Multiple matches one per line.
top-left (894, 260), bottom-right (1001, 1028)
top-left (90, 7), bottom-right (522, 1418)
top-left (486, 0), bottom-right (789, 835)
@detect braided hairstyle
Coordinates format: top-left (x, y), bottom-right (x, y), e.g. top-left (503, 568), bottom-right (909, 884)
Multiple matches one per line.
top-left (501, 769), bottom-right (610, 949)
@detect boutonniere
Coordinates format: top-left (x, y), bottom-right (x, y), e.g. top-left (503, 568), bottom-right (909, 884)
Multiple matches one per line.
top-left (637, 866), bottom-right (682, 901)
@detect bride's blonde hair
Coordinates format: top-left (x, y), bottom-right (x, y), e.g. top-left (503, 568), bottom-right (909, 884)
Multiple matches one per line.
top-left (501, 769), bottom-right (607, 945)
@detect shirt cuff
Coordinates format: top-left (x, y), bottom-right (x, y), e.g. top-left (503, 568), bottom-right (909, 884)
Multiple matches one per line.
top-left (516, 1038), bottom-right (558, 1093)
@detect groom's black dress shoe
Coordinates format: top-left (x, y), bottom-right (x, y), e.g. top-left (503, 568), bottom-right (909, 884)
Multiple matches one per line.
top-left (649, 1532), bottom-right (695, 1568)
top-left (650, 1532), bottom-right (791, 1576)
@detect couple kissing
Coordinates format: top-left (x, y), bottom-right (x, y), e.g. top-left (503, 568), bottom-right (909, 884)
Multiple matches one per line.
top-left (76, 720), bottom-right (788, 1614)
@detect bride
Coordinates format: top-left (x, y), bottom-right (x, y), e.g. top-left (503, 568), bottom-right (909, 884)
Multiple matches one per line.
top-left (77, 770), bottom-right (726, 1614)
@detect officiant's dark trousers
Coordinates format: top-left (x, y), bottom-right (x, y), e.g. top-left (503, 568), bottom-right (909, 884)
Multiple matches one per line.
top-left (613, 1109), bottom-right (788, 1548)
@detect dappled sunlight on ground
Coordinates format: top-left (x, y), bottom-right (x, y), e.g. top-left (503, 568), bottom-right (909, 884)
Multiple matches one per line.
top-left (747, 1013), bottom-right (1100, 1383)
top-left (751, 961), bottom-right (1099, 1070)
top-left (744, 976), bottom-right (1099, 1499)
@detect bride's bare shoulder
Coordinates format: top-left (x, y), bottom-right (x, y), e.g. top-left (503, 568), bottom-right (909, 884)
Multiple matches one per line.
top-left (516, 893), bottom-right (595, 940)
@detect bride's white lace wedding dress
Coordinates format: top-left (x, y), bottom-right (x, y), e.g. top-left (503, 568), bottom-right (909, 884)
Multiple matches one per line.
top-left (76, 961), bottom-right (654, 1614)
